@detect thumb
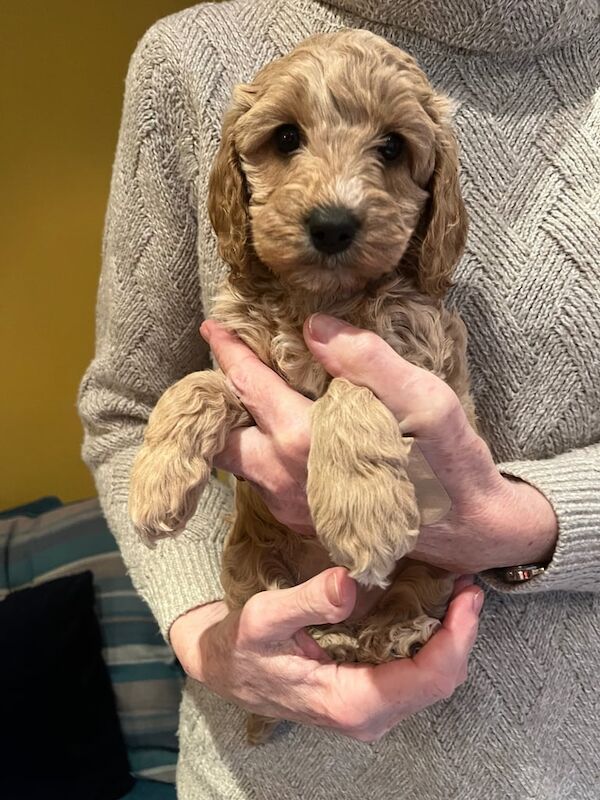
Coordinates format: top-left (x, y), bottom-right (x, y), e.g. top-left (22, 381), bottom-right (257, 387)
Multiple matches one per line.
top-left (303, 314), bottom-right (421, 420)
top-left (239, 567), bottom-right (356, 645)
top-left (303, 314), bottom-right (468, 446)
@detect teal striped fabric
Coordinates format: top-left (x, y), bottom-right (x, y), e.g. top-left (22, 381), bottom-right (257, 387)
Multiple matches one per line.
top-left (0, 498), bottom-right (182, 784)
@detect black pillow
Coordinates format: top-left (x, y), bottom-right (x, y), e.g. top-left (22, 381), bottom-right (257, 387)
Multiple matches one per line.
top-left (0, 572), bottom-right (134, 800)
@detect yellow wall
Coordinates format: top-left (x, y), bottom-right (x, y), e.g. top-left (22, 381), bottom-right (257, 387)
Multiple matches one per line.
top-left (0, 1), bottom-right (195, 509)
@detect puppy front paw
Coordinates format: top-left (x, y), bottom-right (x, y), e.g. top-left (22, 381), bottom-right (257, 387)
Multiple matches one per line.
top-left (129, 443), bottom-right (211, 545)
top-left (307, 378), bottom-right (420, 588)
top-left (310, 467), bottom-right (419, 587)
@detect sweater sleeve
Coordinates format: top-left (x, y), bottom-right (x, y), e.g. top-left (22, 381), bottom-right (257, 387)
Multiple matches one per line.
top-left (480, 442), bottom-right (600, 594)
top-left (77, 23), bottom-right (231, 640)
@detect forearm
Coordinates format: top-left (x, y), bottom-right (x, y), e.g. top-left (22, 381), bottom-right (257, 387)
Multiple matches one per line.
top-left (491, 476), bottom-right (558, 568)
top-left (81, 427), bottom-right (232, 638)
top-left (170, 598), bottom-right (228, 672)
top-left (78, 20), bottom-right (230, 638)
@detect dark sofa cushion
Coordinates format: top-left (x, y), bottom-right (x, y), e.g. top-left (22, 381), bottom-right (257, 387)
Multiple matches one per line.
top-left (0, 498), bottom-right (181, 784)
top-left (0, 571), bottom-right (134, 800)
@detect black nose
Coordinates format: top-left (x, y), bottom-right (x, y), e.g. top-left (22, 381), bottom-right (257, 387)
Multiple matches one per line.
top-left (307, 206), bottom-right (359, 255)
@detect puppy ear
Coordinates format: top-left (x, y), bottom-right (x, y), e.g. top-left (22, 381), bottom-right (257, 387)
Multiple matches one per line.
top-left (416, 122), bottom-right (468, 298)
top-left (207, 85), bottom-right (255, 276)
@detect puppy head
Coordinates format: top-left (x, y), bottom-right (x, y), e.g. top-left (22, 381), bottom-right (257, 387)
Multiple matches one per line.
top-left (208, 29), bottom-right (467, 298)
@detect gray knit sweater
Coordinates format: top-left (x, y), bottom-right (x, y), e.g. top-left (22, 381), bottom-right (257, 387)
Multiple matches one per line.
top-left (78, 1), bottom-right (600, 797)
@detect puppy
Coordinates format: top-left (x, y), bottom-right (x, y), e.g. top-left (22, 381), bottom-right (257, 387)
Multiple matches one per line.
top-left (129, 29), bottom-right (475, 743)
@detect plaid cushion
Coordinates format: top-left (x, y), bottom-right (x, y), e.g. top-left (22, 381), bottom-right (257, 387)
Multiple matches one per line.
top-left (0, 498), bottom-right (182, 784)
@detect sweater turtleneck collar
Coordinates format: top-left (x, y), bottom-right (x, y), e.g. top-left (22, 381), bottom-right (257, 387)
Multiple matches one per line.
top-left (322, 0), bottom-right (598, 53)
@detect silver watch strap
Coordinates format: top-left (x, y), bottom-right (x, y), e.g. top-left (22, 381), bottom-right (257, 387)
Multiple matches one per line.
top-left (502, 564), bottom-right (547, 583)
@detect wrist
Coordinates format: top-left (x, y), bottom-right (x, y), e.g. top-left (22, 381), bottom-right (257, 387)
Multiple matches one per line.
top-left (495, 476), bottom-right (558, 568)
top-left (169, 600), bottom-right (229, 680)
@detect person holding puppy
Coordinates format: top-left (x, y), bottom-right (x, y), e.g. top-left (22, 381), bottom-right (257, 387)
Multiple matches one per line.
top-left (79, 1), bottom-right (600, 798)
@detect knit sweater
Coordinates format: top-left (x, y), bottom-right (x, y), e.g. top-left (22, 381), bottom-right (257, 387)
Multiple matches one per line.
top-left (78, 1), bottom-right (600, 798)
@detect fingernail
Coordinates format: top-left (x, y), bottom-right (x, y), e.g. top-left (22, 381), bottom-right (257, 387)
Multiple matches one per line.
top-left (472, 590), bottom-right (484, 613)
top-left (326, 571), bottom-right (342, 606)
top-left (200, 321), bottom-right (212, 342)
top-left (308, 314), bottom-right (347, 344)
top-left (451, 574), bottom-right (474, 597)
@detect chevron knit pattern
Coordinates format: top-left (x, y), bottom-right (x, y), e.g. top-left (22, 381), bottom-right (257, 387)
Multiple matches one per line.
top-left (77, 1), bottom-right (600, 798)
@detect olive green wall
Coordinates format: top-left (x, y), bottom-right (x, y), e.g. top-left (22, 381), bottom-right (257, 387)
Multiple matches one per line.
top-left (0, 1), bottom-right (195, 509)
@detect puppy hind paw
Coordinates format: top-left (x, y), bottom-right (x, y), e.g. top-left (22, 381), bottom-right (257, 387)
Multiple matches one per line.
top-left (308, 625), bottom-right (361, 663)
top-left (311, 472), bottom-right (420, 588)
top-left (358, 614), bottom-right (441, 662)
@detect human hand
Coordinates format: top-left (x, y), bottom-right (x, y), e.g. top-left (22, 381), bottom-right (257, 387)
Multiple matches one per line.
top-left (170, 567), bottom-right (483, 742)
top-left (304, 314), bottom-right (558, 572)
top-left (202, 316), bottom-right (557, 573)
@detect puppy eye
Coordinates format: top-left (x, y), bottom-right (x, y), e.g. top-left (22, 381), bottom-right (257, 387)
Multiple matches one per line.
top-left (275, 124), bottom-right (301, 154)
top-left (377, 132), bottom-right (404, 162)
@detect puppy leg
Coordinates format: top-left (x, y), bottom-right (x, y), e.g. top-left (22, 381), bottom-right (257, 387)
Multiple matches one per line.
top-left (356, 560), bottom-right (454, 663)
top-left (130, 370), bottom-right (250, 543)
top-left (222, 481), bottom-right (300, 606)
top-left (222, 484), bottom-right (300, 745)
top-left (307, 378), bottom-right (419, 588)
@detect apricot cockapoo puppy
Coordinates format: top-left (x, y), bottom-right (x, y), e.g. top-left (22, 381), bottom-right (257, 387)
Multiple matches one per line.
top-left (130, 29), bottom-right (476, 743)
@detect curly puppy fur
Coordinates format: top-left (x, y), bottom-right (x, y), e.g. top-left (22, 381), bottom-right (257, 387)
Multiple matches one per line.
top-left (129, 29), bottom-right (475, 743)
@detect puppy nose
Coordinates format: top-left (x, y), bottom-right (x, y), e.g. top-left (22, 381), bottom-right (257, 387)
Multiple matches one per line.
top-left (307, 206), bottom-right (359, 255)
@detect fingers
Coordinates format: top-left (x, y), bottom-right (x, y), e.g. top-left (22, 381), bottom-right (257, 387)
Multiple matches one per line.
top-left (412, 583), bottom-right (483, 686)
top-left (238, 567), bottom-right (357, 645)
top-left (450, 574), bottom-right (475, 598)
top-left (213, 425), bottom-right (265, 477)
top-left (200, 320), bottom-right (260, 375)
top-left (303, 314), bottom-right (504, 502)
top-left (201, 321), bottom-right (310, 433)
top-left (345, 583), bottom-right (483, 728)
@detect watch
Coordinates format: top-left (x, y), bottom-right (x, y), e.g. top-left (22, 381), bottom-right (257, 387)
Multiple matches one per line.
top-left (500, 563), bottom-right (548, 583)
